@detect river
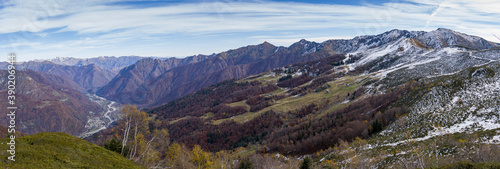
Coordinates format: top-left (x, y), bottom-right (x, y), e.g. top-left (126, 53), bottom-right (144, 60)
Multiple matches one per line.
top-left (79, 94), bottom-right (120, 138)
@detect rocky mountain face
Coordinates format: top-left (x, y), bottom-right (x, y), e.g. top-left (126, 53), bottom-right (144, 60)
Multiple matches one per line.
top-left (0, 70), bottom-right (103, 135)
top-left (416, 28), bottom-right (497, 49)
top-left (321, 28), bottom-right (497, 54)
top-left (323, 29), bottom-right (426, 53)
top-left (343, 28), bottom-right (499, 73)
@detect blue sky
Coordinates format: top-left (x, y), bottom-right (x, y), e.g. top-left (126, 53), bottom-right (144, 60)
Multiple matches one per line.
top-left (0, 0), bottom-right (499, 61)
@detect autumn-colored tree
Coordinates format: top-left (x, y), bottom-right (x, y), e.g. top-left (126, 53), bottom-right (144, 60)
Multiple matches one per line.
top-left (121, 105), bottom-right (145, 156)
top-left (119, 104), bottom-right (170, 168)
top-left (214, 150), bottom-right (231, 169)
top-left (191, 145), bottom-right (213, 169)
top-left (120, 105), bottom-right (149, 160)
top-left (165, 143), bottom-right (195, 169)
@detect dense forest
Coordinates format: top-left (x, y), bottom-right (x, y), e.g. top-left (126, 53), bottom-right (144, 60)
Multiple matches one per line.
top-left (147, 80), bottom-right (279, 119)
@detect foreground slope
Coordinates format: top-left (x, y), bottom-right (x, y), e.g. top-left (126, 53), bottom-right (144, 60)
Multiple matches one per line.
top-left (0, 132), bottom-right (145, 168)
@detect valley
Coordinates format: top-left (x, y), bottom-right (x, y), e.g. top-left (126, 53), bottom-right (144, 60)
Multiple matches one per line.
top-left (79, 94), bottom-right (120, 138)
top-left (2, 28), bottom-right (500, 168)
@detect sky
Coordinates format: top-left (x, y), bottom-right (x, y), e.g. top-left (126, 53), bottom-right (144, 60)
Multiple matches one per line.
top-left (0, 0), bottom-right (499, 61)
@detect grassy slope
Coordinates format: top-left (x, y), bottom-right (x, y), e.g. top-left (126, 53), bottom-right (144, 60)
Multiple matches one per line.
top-left (0, 132), bottom-right (145, 169)
top-left (212, 73), bottom-right (368, 125)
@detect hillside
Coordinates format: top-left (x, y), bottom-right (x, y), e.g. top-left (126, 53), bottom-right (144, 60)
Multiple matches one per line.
top-left (0, 70), bottom-right (103, 135)
top-left (96, 55), bottom-right (209, 105)
top-left (0, 132), bottom-right (145, 168)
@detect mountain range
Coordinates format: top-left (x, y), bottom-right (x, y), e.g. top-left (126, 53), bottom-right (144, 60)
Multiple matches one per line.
top-left (2, 28), bottom-right (500, 168)
top-left (2, 27), bottom-right (498, 140)
top-left (43, 56), bottom-right (146, 73)
top-left (95, 28), bottom-right (498, 107)
top-left (97, 41), bottom-right (344, 107)
top-left (81, 28), bottom-right (500, 168)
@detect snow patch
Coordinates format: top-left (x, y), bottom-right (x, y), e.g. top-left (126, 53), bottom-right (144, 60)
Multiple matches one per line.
top-left (484, 135), bottom-right (500, 144)
top-left (292, 71), bottom-right (303, 77)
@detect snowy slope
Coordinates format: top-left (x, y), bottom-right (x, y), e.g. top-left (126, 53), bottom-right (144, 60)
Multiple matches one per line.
top-left (379, 62), bottom-right (500, 145)
top-left (339, 28), bottom-right (498, 75)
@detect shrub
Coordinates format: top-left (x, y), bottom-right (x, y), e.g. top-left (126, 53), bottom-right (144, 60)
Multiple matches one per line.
top-left (238, 158), bottom-right (254, 169)
top-left (300, 156), bottom-right (312, 169)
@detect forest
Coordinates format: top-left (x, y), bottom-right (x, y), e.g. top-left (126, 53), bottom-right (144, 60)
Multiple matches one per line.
top-left (264, 81), bottom-right (420, 155)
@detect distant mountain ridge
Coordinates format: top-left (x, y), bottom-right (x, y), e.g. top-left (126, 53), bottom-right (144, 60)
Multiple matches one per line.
top-left (15, 61), bottom-right (117, 93)
top-left (45, 56), bottom-right (146, 73)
